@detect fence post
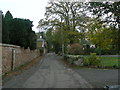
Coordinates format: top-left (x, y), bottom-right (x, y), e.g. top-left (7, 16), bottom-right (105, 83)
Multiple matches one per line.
top-left (11, 49), bottom-right (16, 70)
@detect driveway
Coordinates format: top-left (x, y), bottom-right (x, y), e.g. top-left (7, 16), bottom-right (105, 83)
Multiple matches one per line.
top-left (3, 53), bottom-right (92, 88)
top-left (74, 68), bottom-right (119, 88)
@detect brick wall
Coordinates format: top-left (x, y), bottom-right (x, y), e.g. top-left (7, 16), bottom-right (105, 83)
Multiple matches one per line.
top-left (1, 44), bottom-right (40, 75)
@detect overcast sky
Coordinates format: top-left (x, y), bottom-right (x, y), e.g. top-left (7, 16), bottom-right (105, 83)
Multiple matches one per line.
top-left (0, 0), bottom-right (49, 32)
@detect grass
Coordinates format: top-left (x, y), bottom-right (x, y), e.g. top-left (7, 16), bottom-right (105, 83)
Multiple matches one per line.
top-left (64, 55), bottom-right (120, 69)
top-left (82, 56), bottom-right (120, 68)
top-left (99, 57), bottom-right (120, 67)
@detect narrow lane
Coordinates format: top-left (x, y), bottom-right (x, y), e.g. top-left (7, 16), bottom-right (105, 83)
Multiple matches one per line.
top-left (3, 53), bottom-right (93, 88)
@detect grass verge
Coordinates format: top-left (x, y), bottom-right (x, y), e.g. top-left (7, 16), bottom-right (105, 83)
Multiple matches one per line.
top-left (62, 56), bottom-right (120, 69)
top-left (100, 57), bottom-right (120, 67)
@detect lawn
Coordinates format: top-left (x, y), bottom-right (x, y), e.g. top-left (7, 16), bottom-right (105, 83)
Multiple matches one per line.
top-left (82, 55), bottom-right (120, 68)
top-left (99, 57), bottom-right (120, 67)
top-left (64, 54), bottom-right (120, 68)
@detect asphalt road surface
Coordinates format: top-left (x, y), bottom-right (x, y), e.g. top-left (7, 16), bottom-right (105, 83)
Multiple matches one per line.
top-left (74, 68), bottom-right (119, 88)
top-left (3, 53), bottom-right (93, 88)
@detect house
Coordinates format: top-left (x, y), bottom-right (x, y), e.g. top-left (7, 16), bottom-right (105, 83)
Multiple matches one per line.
top-left (37, 36), bottom-right (47, 54)
top-left (37, 36), bottom-right (45, 48)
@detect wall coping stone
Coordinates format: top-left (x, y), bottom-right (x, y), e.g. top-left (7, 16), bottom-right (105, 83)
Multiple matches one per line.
top-left (0, 43), bottom-right (20, 48)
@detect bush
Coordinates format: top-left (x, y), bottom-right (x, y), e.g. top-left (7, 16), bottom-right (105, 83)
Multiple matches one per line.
top-left (83, 56), bottom-right (89, 66)
top-left (39, 47), bottom-right (44, 55)
top-left (83, 53), bottom-right (101, 66)
top-left (57, 51), bottom-right (62, 56)
top-left (94, 48), bottom-right (101, 55)
top-left (94, 48), bottom-right (118, 55)
top-left (64, 54), bottom-right (83, 64)
top-left (67, 43), bottom-right (83, 55)
top-left (83, 45), bottom-right (91, 55)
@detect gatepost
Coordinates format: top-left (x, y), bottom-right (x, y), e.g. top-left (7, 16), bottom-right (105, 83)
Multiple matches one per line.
top-left (11, 49), bottom-right (16, 71)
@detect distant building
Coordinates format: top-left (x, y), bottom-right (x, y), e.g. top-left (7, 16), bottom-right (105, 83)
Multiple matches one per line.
top-left (90, 44), bottom-right (95, 48)
top-left (37, 35), bottom-right (47, 54)
top-left (37, 36), bottom-right (45, 48)
top-left (80, 39), bottom-right (95, 49)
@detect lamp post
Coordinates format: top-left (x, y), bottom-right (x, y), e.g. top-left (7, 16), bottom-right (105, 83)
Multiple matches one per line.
top-left (61, 16), bottom-right (64, 56)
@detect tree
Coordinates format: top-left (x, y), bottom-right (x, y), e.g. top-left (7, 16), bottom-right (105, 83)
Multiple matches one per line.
top-left (2, 11), bottom-right (37, 50)
top-left (44, 1), bottom-right (89, 44)
top-left (38, 1), bottom-right (90, 53)
top-left (89, 2), bottom-right (120, 25)
top-left (88, 1), bottom-right (120, 52)
top-left (87, 18), bottom-right (113, 54)
top-left (28, 31), bottom-right (37, 50)
top-left (5, 11), bottom-right (13, 19)
top-left (2, 11), bottom-right (13, 43)
top-left (45, 28), bottom-right (54, 52)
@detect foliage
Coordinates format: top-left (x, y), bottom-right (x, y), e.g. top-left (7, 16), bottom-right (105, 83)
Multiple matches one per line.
top-left (37, 1), bottom-right (120, 55)
top-left (28, 31), bottom-right (37, 50)
top-left (83, 45), bottom-right (92, 55)
top-left (94, 48), bottom-right (102, 55)
top-left (2, 11), bottom-right (37, 50)
top-left (83, 53), bottom-right (101, 66)
top-left (5, 11), bottom-right (13, 19)
top-left (94, 48), bottom-right (117, 55)
top-left (64, 54), bottom-right (82, 64)
top-left (57, 51), bottom-right (62, 56)
top-left (89, 2), bottom-right (120, 27)
top-left (100, 57), bottom-right (120, 68)
top-left (45, 28), bottom-right (53, 52)
top-left (39, 47), bottom-right (44, 55)
top-left (88, 1), bottom-right (120, 51)
top-left (67, 43), bottom-right (83, 55)
top-left (87, 18), bottom-right (113, 51)
top-left (37, 1), bottom-right (89, 53)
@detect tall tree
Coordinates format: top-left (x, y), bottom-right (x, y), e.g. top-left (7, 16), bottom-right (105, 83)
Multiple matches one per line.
top-left (2, 11), bottom-right (37, 50)
top-left (88, 1), bottom-right (120, 52)
top-left (2, 11), bottom-right (13, 43)
top-left (38, 1), bottom-right (90, 53)
top-left (5, 11), bottom-right (13, 19)
top-left (87, 18), bottom-right (113, 50)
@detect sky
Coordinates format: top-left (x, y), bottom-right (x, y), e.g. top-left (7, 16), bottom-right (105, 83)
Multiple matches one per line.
top-left (0, 0), bottom-right (49, 32)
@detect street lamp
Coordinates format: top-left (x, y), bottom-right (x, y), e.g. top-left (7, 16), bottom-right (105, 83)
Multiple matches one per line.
top-left (60, 16), bottom-right (64, 56)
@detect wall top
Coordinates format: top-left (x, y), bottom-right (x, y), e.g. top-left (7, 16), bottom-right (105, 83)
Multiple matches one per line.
top-left (0, 43), bottom-right (20, 48)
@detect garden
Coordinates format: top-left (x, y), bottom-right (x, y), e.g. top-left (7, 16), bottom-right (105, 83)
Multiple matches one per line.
top-left (36, 1), bottom-right (120, 69)
top-left (63, 43), bottom-right (120, 69)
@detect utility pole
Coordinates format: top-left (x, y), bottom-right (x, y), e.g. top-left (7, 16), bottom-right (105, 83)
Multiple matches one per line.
top-left (61, 16), bottom-right (64, 56)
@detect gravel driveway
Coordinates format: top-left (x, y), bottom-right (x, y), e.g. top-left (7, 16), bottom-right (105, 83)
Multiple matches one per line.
top-left (3, 53), bottom-right (92, 88)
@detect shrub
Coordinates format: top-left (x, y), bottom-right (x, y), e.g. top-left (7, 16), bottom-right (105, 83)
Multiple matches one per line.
top-left (39, 47), bottom-right (44, 55)
top-left (83, 53), bottom-right (101, 66)
top-left (67, 43), bottom-right (83, 55)
top-left (64, 54), bottom-right (83, 64)
top-left (94, 48), bottom-right (101, 55)
top-left (83, 56), bottom-right (90, 66)
top-left (57, 51), bottom-right (62, 56)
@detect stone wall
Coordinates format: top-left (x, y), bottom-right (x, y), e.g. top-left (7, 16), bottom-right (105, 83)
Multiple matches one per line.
top-left (1, 43), bottom-right (40, 75)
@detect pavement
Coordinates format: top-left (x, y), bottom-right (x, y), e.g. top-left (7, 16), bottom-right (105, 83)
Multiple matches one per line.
top-left (74, 68), bottom-right (119, 88)
top-left (3, 53), bottom-right (93, 88)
